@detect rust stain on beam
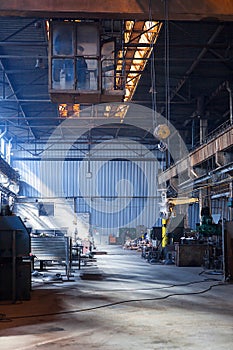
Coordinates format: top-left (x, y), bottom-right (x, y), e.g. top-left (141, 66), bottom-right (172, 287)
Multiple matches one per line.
top-left (158, 125), bottom-right (233, 185)
top-left (0, 0), bottom-right (233, 20)
top-left (190, 127), bottom-right (233, 166)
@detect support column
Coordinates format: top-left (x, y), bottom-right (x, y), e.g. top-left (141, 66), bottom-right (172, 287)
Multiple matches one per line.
top-left (200, 119), bottom-right (208, 144)
top-left (162, 218), bottom-right (168, 248)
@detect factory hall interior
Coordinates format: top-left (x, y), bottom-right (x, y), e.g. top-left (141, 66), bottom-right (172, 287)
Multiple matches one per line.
top-left (0, 1), bottom-right (233, 349)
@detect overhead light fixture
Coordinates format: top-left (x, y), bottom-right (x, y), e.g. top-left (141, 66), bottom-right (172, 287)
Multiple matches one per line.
top-left (154, 123), bottom-right (170, 139)
top-left (58, 104), bottom-right (80, 118)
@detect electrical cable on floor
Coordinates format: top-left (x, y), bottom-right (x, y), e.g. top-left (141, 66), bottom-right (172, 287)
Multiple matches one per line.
top-left (73, 278), bottom-right (222, 293)
top-left (199, 269), bottom-right (223, 276)
top-left (0, 281), bottom-right (226, 322)
top-left (30, 277), bottom-right (221, 293)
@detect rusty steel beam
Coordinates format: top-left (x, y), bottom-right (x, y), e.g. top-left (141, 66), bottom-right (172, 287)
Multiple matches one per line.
top-left (0, 0), bottom-right (233, 20)
top-left (158, 124), bottom-right (233, 185)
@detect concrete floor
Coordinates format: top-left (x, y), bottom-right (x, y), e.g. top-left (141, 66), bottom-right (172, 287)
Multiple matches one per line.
top-left (0, 244), bottom-right (233, 350)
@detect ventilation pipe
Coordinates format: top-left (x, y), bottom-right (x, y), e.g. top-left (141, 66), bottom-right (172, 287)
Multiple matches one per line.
top-left (226, 81), bottom-right (233, 125)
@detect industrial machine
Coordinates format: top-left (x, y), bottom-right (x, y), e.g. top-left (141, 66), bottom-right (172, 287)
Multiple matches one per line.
top-left (196, 207), bottom-right (223, 270)
top-left (169, 206), bottom-right (223, 268)
top-left (154, 195), bottom-right (223, 268)
top-left (196, 206), bottom-right (222, 239)
top-left (0, 206), bottom-right (31, 301)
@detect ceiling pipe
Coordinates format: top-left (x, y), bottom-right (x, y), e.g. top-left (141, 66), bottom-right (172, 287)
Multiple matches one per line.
top-left (212, 163), bottom-right (233, 175)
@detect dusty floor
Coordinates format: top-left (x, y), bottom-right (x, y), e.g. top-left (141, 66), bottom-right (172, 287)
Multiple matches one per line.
top-left (0, 244), bottom-right (233, 350)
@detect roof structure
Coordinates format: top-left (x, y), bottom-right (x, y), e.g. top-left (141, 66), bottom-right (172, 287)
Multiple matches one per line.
top-left (0, 11), bottom-right (232, 158)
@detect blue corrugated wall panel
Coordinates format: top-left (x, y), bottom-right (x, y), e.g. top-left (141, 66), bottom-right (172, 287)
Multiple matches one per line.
top-left (188, 202), bottom-right (200, 230)
top-left (14, 158), bottom-right (158, 232)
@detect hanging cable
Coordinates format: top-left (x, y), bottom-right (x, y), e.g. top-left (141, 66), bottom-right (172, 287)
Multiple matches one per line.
top-left (164, 0), bottom-right (171, 167)
top-left (121, 19), bottom-right (126, 92)
top-left (164, 0), bottom-right (170, 124)
top-left (149, 0), bottom-right (157, 131)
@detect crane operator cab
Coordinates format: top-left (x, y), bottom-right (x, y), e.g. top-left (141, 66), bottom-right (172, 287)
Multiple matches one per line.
top-left (49, 20), bottom-right (125, 103)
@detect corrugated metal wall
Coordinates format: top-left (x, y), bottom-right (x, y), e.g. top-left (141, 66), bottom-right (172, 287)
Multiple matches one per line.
top-left (13, 158), bottom-right (159, 234)
top-left (188, 202), bottom-right (200, 230)
top-left (211, 198), bottom-right (230, 221)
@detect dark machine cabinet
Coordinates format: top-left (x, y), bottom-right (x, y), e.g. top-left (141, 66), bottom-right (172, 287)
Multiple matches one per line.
top-left (226, 221), bottom-right (233, 279)
top-left (0, 261), bottom-right (31, 300)
top-left (175, 243), bottom-right (208, 267)
top-left (0, 216), bottom-right (31, 301)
